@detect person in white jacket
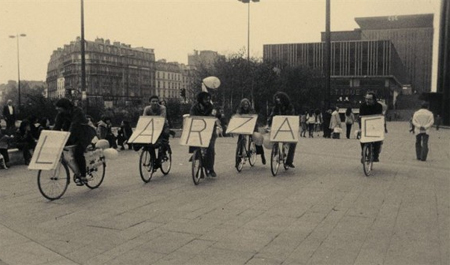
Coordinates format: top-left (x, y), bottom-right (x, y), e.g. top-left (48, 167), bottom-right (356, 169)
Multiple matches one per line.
top-left (412, 102), bottom-right (434, 161)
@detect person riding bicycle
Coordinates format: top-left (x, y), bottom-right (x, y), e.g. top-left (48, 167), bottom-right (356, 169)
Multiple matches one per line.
top-left (53, 98), bottom-right (97, 185)
top-left (236, 98), bottom-right (266, 165)
top-left (142, 95), bottom-right (170, 170)
top-left (189, 91), bottom-right (218, 177)
top-left (358, 92), bottom-right (383, 162)
top-left (267, 91), bottom-right (297, 168)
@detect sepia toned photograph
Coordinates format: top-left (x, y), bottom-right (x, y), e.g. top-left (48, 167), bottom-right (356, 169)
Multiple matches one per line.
top-left (0, 0), bottom-right (449, 264)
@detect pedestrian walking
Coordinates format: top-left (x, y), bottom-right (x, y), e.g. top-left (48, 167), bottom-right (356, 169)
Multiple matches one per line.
top-left (344, 107), bottom-right (355, 139)
top-left (306, 110), bottom-right (316, 138)
top-left (412, 102), bottom-right (434, 161)
top-left (329, 106), bottom-right (342, 139)
top-left (435, 114), bottom-right (441, 130)
top-left (300, 111), bottom-right (307, 137)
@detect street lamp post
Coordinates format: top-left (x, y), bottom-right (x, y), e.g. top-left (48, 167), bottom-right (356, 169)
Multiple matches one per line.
top-left (9, 33), bottom-right (26, 110)
top-left (239, 0), bottom-right (259, 107)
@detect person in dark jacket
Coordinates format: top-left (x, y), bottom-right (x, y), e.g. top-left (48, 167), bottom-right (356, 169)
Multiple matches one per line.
top-left (358, 92), bottom-right (383, 162)
top-left (190, 91), bottom-right (218, 177)
top-left (267, 91), bottom-right (297, 168)
top-left (236, 98), bottom-right (266, 165)
top-left (117, 120), bottom-right (133, 150)
top-left (16, 120), bottom-right (37, 165)
top-left (53, 98), bottom-right (96, 185)
top-left (322, 108), bottom-right (332, 138)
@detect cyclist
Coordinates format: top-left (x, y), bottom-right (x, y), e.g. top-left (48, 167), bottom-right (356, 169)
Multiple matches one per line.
top-left (142, 95), bottom-right (170, 170)
top-left (53, 98), bottom-right (97, 185)
top-left (189, 91), bottom-right (218, 177)
top-left (267, 91), bottom-right (297, 168)
top-left (358, 92), bottom-right (383, 162)
top-left (236, 98), bottom-right (266, 165)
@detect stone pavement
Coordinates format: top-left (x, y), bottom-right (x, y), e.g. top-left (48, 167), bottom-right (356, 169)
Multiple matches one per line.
top-left (0, 122), bottom-right (448, 265)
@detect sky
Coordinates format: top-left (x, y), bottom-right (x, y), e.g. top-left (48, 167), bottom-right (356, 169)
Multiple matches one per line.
top-left (0, 0), bottom-right (442, 89)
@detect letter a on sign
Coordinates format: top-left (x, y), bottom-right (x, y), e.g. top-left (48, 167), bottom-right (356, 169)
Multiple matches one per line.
top-left (226, 114), bottom-right (258, 135)
top-left (180, 116), bottom-right (217, 147)
top-left (128, 116), bottom-right (165, 144)
top-left (270, 116), bottom-right (299, 143)
top-left (28, 130), bottom-right (71, 171)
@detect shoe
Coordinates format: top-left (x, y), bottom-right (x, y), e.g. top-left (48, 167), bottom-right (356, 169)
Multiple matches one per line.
top-left (209, 171), bottom-right (217, 177)
top-left (261, 156), bottom-right (266, 165)
top-left (74, 176), bottom-right (84, 186)
top-left (373, 158), bottom-right (380, 162)
top-left (285, 163), bottom-right (295, 168)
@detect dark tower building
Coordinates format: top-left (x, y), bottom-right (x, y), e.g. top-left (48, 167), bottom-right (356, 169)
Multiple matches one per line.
top-left (355, 14), bottom-right (434, 93)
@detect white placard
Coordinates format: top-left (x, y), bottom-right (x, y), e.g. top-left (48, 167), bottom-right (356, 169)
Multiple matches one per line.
top-left (360, 115), bottom-right (385, 143)
top-left (127, 116), bottom-right (165, 144)
top-left (226, 114), bottom-right (258, 135)
top-left (180, 116), bottom-right (217, 147)
top-left (28, 130), bottom-right (71, 171)
top-left (269, 115), bottom-right (299, 143)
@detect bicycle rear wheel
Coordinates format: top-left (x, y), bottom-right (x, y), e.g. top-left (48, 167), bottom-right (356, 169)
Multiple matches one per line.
top-left (362, 144), bottom-right (373, 176)
top-left (85, 161), bottom-right (106, 189)
top-left (192, 149), bottom-right (203, 185)
top-left (248, 137), bottom-right (257, 167)
top-left (160, 145), bottom-right (172, 175)
top-left (235, 138), bottom-right (245, 172)
top-left (139, 149), bottom-right (154, 183)
top-left (270, 143), bottom-right (280, 176)
top-left (37, 160), bottom-right (70, 200)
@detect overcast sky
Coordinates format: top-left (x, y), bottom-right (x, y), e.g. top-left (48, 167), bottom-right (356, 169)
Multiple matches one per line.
top-left (0, 0), bottom-right (442, 89)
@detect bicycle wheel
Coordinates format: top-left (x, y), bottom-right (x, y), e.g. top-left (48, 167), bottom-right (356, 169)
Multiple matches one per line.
top-left (85, 160), bottom-right (106, 189)
top-left (235, 138), bottom-right (245, 172)
top-left (270, 143), bottom-right (280, 176)
top-left (192, 149), bottom-right (203, 185)
top-left (362, 144), bottom-right (373, 176)
top-left (160, 145), bottom-right (172, 175)
top-left (139, 149), bottom-right (154, 183)
top-left (248, 137), bottom-right (257, 167)
top-left (283, 143), bottom-right (290, 170)
top-left (37, 160), bottom-right (70, 200)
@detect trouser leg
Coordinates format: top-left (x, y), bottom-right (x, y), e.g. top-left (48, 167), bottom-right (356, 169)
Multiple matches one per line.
top-left (286, 143), bottom-right (296, 165)
top-left (421, 134), bottom-right (429, 161)
top-left (415, 134), bottom-right (422, 160)
top-left (74, 144), bottom-right (87, 177)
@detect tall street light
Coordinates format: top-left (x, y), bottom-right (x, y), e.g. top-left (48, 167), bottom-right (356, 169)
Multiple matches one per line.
top-left (239, 0), bottom-right (259, 107)
top-left (80, 0), bottom-right (87, 112)
top-left (9, 33), bottom-right (26, 110)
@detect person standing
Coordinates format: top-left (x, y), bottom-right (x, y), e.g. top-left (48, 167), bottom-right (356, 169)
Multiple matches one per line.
top-left (322, 108), bottom-right (332, 138)
top-left (2, 99), bottom-right (16, 134)
top-left (329, 106), bottom-right (342, 139)
top-left (412, 102), bottom-right (434, 161)
top-left (344, 107), bottom-right (355, 139)
top-left (300, 111), bottom-right (307, 137)
top-left (306, 109), bottom-right (315, 138)
top-left (267, 91), bottom-right (297, 168)
top-left (435, 114), bottom-right (442, 130)
top-left (117, 120), bottom-right (133, 150)
top-left (97, 116), bottom-right (117, 149)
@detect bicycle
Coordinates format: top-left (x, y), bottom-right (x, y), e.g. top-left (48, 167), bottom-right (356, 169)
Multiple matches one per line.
top-left (361, 141), bottom-right (374, 176)
top-left (191, 147), bottom-right (210, 185)
top-left (37, 145), bottom-right (106, 201)
top-left (139, 142), bottom-right (172, 183)
top-left (235, 134), bottom-right (257, 172)
top-left (270, 141), bottom-right (290, 176)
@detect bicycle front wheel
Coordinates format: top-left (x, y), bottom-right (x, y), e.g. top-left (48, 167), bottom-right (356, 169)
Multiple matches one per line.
top-left (160, 146), bottom-right (172, 175)
top-left (192, 149), bottom-right (203, 185)
top-left (139, 149), bottom-right (154, 183)
top-left (85, 161), bottom-right (106, 189)
top-left (270, 143), bottom-right (280, 176)
top-left (37, 161), bottom-right (70, 200)
top-left (362, 144), bottom-right (373, 176)
top-left (235, 138), bottom-right (245, 172)
top-left (248, 138), bottom-right (257, 167)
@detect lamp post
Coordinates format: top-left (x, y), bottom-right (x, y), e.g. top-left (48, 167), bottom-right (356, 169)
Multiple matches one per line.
top-left (9, 33), bottom-right (26, 110)
top-left (239, 0), bottom-right (259, 107)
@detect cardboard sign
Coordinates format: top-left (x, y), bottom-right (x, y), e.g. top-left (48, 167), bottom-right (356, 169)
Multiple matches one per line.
top-left (226, 114), bottom-right (258, 135)
top-left (269, 116), bottom-right (299, 143)
top-left (28, 130), bottom-right (71, 171)
top-left (360, 115), bottom-right (385, 143)
top-left (128, 116), bottom-right (165, 144)
top-left (180, 116), bottom-right (217, 147)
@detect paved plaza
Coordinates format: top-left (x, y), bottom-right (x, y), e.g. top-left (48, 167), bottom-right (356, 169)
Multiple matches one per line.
top-left (0, 121), bottom-right (448, 265)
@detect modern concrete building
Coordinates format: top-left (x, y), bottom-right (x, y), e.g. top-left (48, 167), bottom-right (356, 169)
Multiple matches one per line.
top-left (264, 40), bottom-right (407, 109)
top-left (46, 37), bottom-right (156, 106)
